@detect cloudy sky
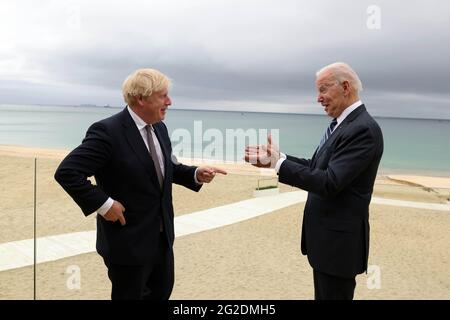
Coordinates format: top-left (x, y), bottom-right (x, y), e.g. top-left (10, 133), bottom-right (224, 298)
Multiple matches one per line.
top-left (1, 0), bottom-right (449, 118)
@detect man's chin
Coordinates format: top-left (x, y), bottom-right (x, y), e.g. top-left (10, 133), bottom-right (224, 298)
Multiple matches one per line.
top-left (325, 110), bottom-right (334, 117)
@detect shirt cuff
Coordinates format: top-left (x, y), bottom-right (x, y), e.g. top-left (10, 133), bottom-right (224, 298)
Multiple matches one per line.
top-left (97, 197), bottom-right (114, 216)
top-left (194, 167), bottom-right (203, 185)
top-left (275, 153), bottom-right (287, 173)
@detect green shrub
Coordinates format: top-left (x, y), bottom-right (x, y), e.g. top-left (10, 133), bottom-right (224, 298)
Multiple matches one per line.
top-left (255, 185), bottom-right (278, 191)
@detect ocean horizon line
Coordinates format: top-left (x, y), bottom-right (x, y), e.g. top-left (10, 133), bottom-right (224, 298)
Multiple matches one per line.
top-left (1, 103), bottom-right (450, 122)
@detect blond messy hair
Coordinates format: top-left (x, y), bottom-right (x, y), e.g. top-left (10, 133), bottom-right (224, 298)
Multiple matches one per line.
top-left (122, 68), bottom-right (172, 106)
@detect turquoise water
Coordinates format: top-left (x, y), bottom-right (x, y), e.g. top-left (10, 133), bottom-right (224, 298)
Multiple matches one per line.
top-left (1, 104), bottom-right (450, 176)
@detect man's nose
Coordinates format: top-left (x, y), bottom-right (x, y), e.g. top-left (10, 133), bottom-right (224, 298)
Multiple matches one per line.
top-left (317, 95), bottom-right (323, 103)
top-left (166, 97), bottom-right (172, 106)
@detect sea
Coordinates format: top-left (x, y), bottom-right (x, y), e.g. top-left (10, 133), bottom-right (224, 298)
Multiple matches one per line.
top-left (1, 104), bottom-right (450, 177)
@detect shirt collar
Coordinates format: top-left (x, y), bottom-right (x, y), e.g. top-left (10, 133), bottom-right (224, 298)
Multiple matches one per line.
top-left (127, 105), bottom-right (153, 131)
top-left (336, 100), bottom-right (362, 125)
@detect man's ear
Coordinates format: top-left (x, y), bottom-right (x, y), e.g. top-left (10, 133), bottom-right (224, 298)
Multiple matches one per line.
top-left (136, 95), bottom-right (144, 106)
top-left (342, 80), bottom-right (350, 96)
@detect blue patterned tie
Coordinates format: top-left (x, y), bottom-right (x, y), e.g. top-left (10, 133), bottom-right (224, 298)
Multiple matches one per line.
top-left (318, 118), bottom-right (338, 151)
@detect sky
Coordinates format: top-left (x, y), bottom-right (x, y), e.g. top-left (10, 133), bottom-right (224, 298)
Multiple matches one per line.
top-left (1, 0), bottom-right (449, 119)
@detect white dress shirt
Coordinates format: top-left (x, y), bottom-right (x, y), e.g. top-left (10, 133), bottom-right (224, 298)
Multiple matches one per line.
top-left (334, 100), bottom-right (362, 131)
top-left (274, 100), bottom-right (363, 173)
top-left (97, 107), bottom-right (201, 216)
top-left (127, 106), bottom-right (166, 176)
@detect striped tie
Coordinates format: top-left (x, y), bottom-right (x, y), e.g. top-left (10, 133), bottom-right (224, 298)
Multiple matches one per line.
top-left (318, 118), bottom-right (337, 151)
top-left (145, 125), bottom-right (164, 189)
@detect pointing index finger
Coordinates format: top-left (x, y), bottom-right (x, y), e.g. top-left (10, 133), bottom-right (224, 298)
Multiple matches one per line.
top-left (211, 167), bottom-right (228, 175)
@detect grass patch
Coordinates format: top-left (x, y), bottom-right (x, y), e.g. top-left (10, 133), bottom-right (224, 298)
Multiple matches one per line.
top-left (255, 185), bottom-right (278, 191)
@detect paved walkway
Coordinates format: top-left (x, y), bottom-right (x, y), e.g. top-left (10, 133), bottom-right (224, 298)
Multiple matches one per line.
top-left (1, 191), bottom-right (449, 272)
top-left (0, 191), bottom-right (307, 272)
top-left (371, 196), bottom-right (450, 211)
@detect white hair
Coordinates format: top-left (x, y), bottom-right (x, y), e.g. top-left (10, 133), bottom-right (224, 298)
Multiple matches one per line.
top-left (316, 62), bottom-right (363, 92)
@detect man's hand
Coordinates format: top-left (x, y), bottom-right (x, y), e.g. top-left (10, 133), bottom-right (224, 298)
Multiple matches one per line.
top-left (244, 134), bottom-right (280, 168)
top-left (103, 200), bottom-right (126, 226)
top-left (196, 166), bottom-right (227, 183)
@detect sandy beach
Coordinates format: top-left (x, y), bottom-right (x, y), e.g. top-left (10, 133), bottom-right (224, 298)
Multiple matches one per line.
top-left (0, 145), bottom-right (449, 299)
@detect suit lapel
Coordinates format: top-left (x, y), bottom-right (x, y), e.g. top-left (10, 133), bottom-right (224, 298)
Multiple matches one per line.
top-left (313, 123), bottom-right (345, 161)
top-left (312, 105), bottom-right (367, 166)
top-left (121, 108), bottom-right (162, 189)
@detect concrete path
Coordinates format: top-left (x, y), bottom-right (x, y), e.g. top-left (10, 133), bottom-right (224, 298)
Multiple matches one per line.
top-left (371, 197), bottom-right (450, 211)
top-left (0, 191), bottom-right (307, 272)
top-left (1, 191), bottom-right (449, 272)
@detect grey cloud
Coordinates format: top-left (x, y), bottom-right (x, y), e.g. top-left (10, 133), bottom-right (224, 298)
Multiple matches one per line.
top-left (1, 0), bottom-right (450, 118)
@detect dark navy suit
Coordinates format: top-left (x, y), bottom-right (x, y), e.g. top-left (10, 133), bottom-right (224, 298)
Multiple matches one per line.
top-left (279, 105), bottom-right (383, 299)
top-left (55, 108), bottom-right (201, 299)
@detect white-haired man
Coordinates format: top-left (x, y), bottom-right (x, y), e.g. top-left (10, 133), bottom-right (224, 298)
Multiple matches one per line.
top-left (55, 68), bottom-right (226, 300)
top-left (245, 62), bottom-right (383, 300)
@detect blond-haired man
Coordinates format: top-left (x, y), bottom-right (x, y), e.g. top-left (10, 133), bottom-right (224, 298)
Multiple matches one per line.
top-left (55, 68), bottom-right (226, 300)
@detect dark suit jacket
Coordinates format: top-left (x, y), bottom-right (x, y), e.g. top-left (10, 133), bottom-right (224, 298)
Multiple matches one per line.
top-left (278, 105), bottom-right (383, 278)
top-left (54, 108), bottom-right (201, 265)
